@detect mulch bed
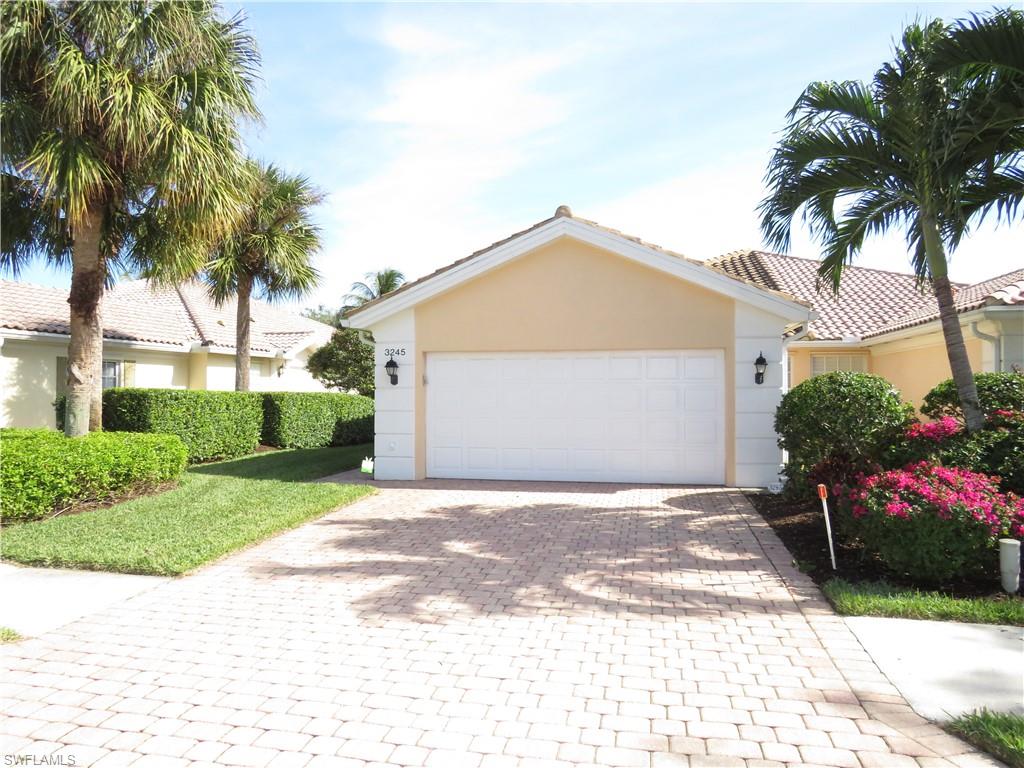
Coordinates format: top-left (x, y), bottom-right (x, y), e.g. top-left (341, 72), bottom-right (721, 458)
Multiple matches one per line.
top-left (746, 492), bottom-right (1003, 598)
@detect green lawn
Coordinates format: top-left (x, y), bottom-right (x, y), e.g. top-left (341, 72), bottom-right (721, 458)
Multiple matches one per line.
top-left (1, 445), bottom-right (374, 576)
top-left (948, 710), bottom-right (1024, 768)
top-left (823, 579), bottom-right (1024, 626)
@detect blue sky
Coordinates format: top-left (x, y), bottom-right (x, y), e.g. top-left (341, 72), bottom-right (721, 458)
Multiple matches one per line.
top-left (18, 2), bottom-right (1022, 308)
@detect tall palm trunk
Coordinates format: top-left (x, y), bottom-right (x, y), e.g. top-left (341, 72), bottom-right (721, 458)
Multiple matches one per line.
top-left (66, 207), bottom-right (105, 435)
top-left (922, 214), bottom-right (984, 432)
top-left (235, 272), bottom-right (252, 391)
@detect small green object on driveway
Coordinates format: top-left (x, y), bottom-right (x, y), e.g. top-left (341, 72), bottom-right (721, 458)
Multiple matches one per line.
top-left (361, 457), bottom-right (374, 474)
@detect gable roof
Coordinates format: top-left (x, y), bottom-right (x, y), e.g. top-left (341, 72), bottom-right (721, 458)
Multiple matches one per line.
top-left (708, 250), bottom-right (1023, 341)
top-left (346, 207), bottom-right (812, 327)
top-left (0, 279), bottom-right (333, 356)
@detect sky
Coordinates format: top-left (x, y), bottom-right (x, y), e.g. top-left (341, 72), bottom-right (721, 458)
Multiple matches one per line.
top-left (15, 1), bottom-right (1023, 309)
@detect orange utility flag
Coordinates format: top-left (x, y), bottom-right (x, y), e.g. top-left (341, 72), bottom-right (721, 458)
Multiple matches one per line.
top-left (817, 484), bottom-right (837, 570)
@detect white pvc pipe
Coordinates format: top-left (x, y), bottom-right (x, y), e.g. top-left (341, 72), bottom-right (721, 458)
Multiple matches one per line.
top-left (1000, 539), bottom-right (1021, 595)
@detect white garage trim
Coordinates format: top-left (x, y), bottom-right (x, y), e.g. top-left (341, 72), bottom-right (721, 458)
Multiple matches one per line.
top-left (426, 350), bottom-right (725, 484)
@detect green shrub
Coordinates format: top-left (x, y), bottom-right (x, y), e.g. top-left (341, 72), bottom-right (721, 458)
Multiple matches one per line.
top-left (103, 388), bottom-right (262, 462)
top-left (776, 372), bottom-right (914, 496)
top-left (262, 392), bottom-right (374, 448)
top-left (838, 462), bottom-right (1024, 586)
top-left (1, 429), bottom-right (188, 522)
top-left (922, 371), bottom-right (1024, 420)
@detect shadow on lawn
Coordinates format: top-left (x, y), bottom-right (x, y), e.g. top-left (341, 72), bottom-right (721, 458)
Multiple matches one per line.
top-left (250, 487), bottom-right (804, 623)
top-left (191, 445), bottom-right (371, 482)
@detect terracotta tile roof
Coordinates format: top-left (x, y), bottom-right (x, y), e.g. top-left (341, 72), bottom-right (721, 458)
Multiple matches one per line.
top-left (864, 267), bottom-right (1024, 338)
top-left (347, 207), bottom-right (807, 318)
top-left (0, 279), bottom-right (332, 354)
top-left (708, 250), bottom-right (1023, 340)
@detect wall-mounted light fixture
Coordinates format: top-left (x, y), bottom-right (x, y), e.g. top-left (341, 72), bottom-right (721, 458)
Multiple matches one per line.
top-left (754, 352), bottom-right (768, 385)
top-left (385, 356), bottom-right (399, 385)
top-left (277, 363), bottom-right (285, 378)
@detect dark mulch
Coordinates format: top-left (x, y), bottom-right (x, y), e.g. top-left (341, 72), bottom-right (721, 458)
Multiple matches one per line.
top-left (746, 492), bottom-right (1004, 598)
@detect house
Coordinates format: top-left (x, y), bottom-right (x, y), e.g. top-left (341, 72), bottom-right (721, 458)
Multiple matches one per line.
top-left (346, 206), bottom-right (813, 487)
top-left (710, 251), bottom-right (1024, 408)
top-left (0, 279), bottom-right (334, 429)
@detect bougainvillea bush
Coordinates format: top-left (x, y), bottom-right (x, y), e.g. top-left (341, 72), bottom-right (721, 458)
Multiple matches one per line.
top-left (890, 409), bottom-right (1024, 494)
top-left (840, 462), bottom-right (1024, 585)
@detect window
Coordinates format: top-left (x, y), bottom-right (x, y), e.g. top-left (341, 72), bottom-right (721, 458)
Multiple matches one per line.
top-left (101, 360), bottom-right (121, 389)
top-left (811, 354), bottom-right (868, 377)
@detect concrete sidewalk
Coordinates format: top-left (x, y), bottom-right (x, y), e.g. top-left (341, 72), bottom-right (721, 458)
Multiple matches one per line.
top-left (0, 562), bottom-right (166, 637)
top-left (847, 615), bottom-right (1024, 722)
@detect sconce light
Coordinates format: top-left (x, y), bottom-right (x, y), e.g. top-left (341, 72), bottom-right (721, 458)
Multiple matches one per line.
top-left (754, 352), bottom-right (768, 385)
top-left (384, 356), bottom-right (399, 385)
top-left (277, 363), bottom-right (285, 378)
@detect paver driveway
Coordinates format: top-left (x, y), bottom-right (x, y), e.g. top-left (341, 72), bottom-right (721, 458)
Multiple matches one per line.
top-left (2, 481), bottom-right (999, 768)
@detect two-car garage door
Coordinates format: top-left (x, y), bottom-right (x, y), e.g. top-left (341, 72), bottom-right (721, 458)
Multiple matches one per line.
top-left (426, 350), bottom-right (725, 484)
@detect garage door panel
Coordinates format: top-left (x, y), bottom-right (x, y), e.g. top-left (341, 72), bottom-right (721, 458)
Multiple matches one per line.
top-left (646, 386), bottom-right (681, 412)
top-left (609, 356), bottom-right (643, 380)
top-left (684, 416), bottom-right (718, 445)
top-left (646, 356), bottom-right (679, 379)
top-left (572, 449), bottom-right (606, 472)
top-left (685, 386), bottom-right (718, 412)
top-left (684, 355), bottom-right (718, 379)
top-left (427, 351), bottom-right (724, 483)
top-left (467, 447), bottom-right (499, 470)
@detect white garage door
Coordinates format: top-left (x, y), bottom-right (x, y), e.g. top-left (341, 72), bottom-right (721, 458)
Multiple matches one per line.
top-left (426, 351), bottom-right (725, 484)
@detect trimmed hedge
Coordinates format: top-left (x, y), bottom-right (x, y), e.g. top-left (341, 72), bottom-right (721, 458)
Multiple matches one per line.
top-left (262, 392), bottom-right (374, 448)
top-left (922, 371), bottom-right (1024, 420)
top-left (775, 372), bottom-right (914, 496)
top-left (103, 389), bottom-right (263, 462)
top-left (1, 429), bottom-right (188, 522)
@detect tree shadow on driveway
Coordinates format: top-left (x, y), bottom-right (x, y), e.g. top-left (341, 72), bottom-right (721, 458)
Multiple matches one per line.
top-left (249, 487), bottom-right (804, 624)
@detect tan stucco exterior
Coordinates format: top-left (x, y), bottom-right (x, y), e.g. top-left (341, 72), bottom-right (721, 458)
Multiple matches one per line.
top-left (787, 332), bottom-right (985, 411)
top-left (413, 237), bottom-right (738, 482)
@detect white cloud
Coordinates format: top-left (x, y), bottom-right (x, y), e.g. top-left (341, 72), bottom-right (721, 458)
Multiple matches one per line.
top-left (590, 156), bottom-right (1024, 285)
top-left (310, 20), bottom-right (583, 306)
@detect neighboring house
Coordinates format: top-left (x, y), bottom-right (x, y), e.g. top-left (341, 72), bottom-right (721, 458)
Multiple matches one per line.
top-left (710, 251), bottom-right (1024, 408)
top-left (0, 279), bottom-right (334, 429)
top-left (347, 206), bottom-right (813, 487)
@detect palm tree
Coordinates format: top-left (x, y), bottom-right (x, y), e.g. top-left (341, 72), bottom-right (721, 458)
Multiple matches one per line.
top-left (205, 162), bottom-right (323, 391)
top-left (344, 268), bottom-right (406, 310)
top-left (759, 9), bottom-right (1023, 432)
top-left (1, 0), bottom-right (259, 434)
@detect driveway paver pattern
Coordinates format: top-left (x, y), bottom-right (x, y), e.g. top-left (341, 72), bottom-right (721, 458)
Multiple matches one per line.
top-left (1, 481), bottom-right (1001, 768)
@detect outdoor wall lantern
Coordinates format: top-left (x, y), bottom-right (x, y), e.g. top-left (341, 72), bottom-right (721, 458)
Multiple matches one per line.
top-left (385, 356), bottom-right (399, 385)
top-left (754, 352), bottom-right (768, 385)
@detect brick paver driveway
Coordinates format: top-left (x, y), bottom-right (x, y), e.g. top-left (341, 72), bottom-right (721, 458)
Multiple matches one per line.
top-left (2, 482), bottom-right (998, 768)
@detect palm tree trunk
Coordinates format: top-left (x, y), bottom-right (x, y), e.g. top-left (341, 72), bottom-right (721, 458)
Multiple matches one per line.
top-left (66, 206), bottom-right (105, 436)
top-left (922, 214), bottom-right (984, 432)
top-left (235, 272), bottom-right (252, 391)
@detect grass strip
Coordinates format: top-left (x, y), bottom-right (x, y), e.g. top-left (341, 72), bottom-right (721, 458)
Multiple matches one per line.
top-left (1, 445), bottom-right (373, 576)
top-left (823, 578), bottom-right (1024, 626)
top-left (947, 710), bottom-right (1024, 768)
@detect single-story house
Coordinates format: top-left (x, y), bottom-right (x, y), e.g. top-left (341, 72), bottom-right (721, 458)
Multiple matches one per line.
top-left (347, 206), bottom-right (814, 487)
top-left (0, 279), bottom-right (334, 429)
top-left (710, 251), bottom-right (1024, 407)
top-left (348, 206), bottom-right (1023, 487)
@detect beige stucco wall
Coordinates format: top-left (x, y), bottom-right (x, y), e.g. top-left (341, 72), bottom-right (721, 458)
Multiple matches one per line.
top-left (871, 332), bottom-right (983, 409)
top-left (0, 339), bottom-right (188, 428)
top-left (787, 332), bottom-right (984, 411)
top-left (413, 236), bottom-right (737, 482)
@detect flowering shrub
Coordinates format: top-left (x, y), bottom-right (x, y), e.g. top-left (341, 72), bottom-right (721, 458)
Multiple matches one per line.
top-left (841, 462), bottom-right (1024, 585)
top-left (922, 371), bottom-right (1024, 421)
top-left (905, 416), bottom-right (962, 442)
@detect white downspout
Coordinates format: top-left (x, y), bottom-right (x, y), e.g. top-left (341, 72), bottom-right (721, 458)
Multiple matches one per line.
top-left (970, 321), bottom-right (1001, 372)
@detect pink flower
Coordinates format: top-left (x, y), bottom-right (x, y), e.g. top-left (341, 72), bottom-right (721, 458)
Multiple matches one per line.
top-left (905, 416), bottom-right (962, 442)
